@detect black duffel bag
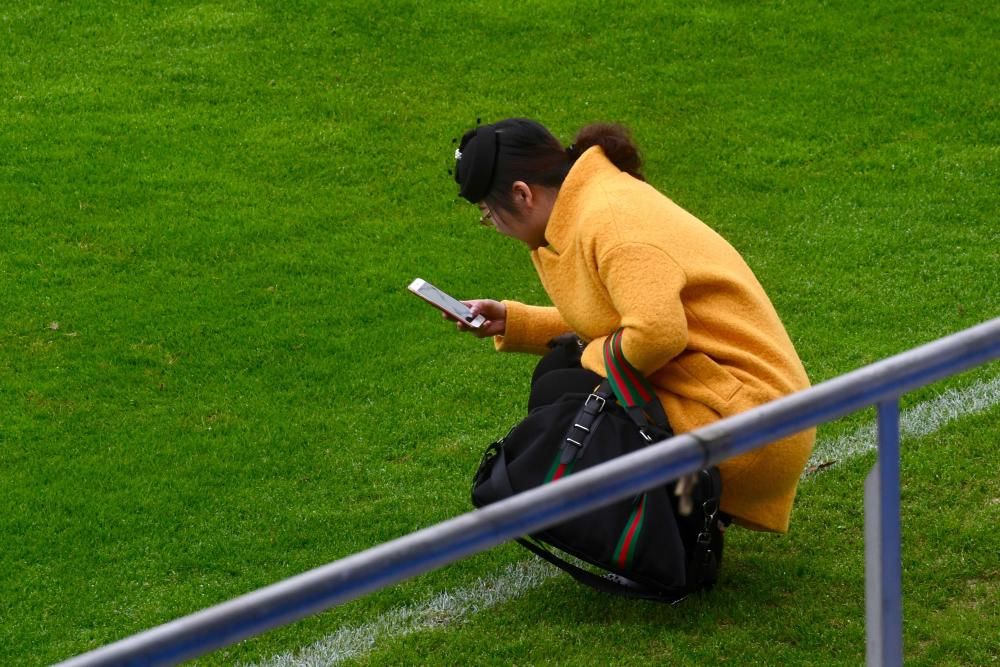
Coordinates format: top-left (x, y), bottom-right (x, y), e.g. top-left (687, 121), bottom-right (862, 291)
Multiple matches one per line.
top-left (471, 330), bottom-right (724, 603)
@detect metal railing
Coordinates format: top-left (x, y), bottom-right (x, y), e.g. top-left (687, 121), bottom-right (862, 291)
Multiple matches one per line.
top-left (58, 318), bottom-right (1000, 667)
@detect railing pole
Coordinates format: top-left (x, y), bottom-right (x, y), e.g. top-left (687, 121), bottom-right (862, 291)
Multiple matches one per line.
top-left (865, 399), bottom-right (903, 667)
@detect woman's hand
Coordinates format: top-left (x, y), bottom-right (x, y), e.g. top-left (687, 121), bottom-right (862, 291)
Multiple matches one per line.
top-left (447, 299), bottom-right (507, 338)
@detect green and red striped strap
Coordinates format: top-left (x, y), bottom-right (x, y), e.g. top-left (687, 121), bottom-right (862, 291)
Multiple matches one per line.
top-left (602, 329), bottom-right (659, 411)
top-left (544, 453), bottom-right (575, 483)
top-left (613, 494), bottom-right (647, 569)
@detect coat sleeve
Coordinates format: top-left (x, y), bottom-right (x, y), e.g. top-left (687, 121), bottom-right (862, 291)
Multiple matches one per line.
top-left (580, 242), bottom-right (689, 375)
top-left (494, 300), bottom-right (573, 355)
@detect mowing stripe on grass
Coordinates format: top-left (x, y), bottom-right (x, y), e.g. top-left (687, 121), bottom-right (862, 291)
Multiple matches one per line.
top-left (251, 375), bottom-right (999, 667)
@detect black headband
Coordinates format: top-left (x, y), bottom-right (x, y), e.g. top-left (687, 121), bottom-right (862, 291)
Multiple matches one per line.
top-left (454, 125), bottom-right (500, 203)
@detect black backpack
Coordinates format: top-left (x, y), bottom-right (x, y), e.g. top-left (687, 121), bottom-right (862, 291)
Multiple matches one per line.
top-left (471, 331), bottom-right (725, 602)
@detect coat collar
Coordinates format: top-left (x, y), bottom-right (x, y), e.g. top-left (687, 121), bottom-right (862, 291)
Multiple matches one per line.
top-left (542, 146), bottom-right (621, 254)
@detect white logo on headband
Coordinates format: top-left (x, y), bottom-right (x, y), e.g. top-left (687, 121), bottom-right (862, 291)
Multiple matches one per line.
top-left (454, 149), bottom-right (463, 161)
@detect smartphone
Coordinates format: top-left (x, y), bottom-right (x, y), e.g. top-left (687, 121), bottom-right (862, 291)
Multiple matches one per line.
top-left (408, 278), bottom-right (487, 329)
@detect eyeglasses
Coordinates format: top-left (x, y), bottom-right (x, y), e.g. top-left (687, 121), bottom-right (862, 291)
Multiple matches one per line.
top-left (478, 205), bottom-right (494, 227)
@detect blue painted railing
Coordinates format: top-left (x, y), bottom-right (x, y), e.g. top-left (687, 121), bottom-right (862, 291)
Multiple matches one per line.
top-left (57, 318), bottom-right (1000, 667)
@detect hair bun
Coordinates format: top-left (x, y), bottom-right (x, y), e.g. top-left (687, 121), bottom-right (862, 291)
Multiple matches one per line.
top-left (573, 123), bottom-right (643, 181)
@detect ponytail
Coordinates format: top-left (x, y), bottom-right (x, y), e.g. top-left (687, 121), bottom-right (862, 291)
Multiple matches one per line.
top-left (572, 123), bottom-right (644, 181)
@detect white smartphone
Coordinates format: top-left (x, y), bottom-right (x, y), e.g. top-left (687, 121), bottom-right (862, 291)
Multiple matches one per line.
top-left (408, 278), bottom-right (487, 329)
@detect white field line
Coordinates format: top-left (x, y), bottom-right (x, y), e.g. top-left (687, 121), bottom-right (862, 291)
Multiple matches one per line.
top-left (250, 375), bottom-right (999, 667)
top-left (806, 374), bottom-right (1000, 470)
top-left (243, 559), bottom-right (554, 667)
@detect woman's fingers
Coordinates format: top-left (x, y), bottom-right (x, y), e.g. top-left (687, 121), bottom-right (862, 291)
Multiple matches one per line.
top-left (466, 299), bottom-right (506, 321)
top-left (456, 299), bottom-right (506, 337)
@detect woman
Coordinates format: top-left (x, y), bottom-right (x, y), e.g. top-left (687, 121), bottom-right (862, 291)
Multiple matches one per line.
top-left (452, 118), bottom-right (814, 534)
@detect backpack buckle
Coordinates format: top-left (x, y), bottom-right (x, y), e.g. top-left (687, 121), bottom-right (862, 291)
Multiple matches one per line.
top-left (584, 393), bottom-right (606, 413)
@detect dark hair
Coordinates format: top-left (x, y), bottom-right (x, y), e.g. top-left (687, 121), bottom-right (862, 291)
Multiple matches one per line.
top-left (453, 119), bottom-right (644, 210)
top-left (573, 123), bottom-right (644, 182)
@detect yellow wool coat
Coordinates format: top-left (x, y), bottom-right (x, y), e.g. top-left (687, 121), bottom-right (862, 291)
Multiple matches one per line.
top-left (495, 146), bottom-right (815, 533)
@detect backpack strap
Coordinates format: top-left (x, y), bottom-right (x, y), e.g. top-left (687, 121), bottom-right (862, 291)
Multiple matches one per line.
top-left (515, 537), bottom-right (690, 604)
top-left (602, 329), bottom-right (671, 437)
top-left (557, 388), bottom-right (611, 465)
top-left (687, 467), bottom-right (724, 589)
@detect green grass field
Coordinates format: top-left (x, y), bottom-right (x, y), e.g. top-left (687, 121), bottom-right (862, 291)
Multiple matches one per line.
top-left (1, 1), bottom-right (998, 665)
